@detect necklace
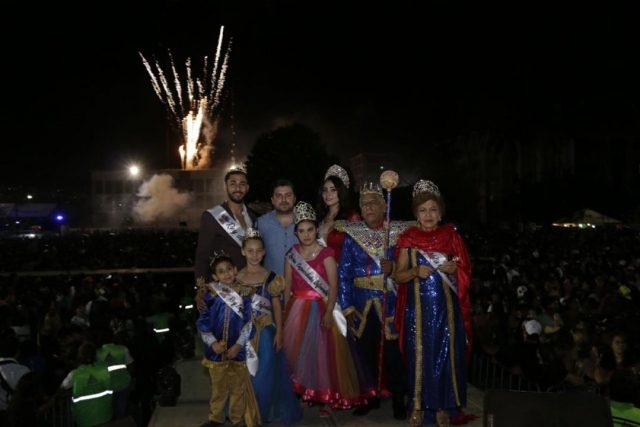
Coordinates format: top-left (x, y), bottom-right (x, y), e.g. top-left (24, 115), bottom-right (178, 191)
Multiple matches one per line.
top-left (302, 244), bottom-right (321, 260)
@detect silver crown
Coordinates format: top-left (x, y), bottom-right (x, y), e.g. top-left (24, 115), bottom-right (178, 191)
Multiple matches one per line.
top-left (412, 179), bottom-right (440, 197)
top-left (324, 164), bottom-right (350, 188)
top-left (227, 164), bottom-right (247, 175)
top-left (360, 182), bottom-right (383, 197)
top-left (293, 201), bottom-right (317, 224)
top-left (243, 227), bottom-right (262, 241)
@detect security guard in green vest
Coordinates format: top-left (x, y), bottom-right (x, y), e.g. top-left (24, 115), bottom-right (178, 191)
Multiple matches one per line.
top-left (178, 295), bottom-right (197, 322)
top-left (147, 311), bottom-right (174, 343)
top-left (60, 342), bottom-right (113, 427)
top-left (96, 334), bottom-right (134, 420)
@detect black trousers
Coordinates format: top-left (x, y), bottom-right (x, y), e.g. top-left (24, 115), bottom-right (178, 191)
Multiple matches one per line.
top-left (355, 308), bottom-right (406, 395)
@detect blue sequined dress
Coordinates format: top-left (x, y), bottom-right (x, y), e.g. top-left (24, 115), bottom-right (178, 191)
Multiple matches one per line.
top-left (397, 225), bottom-right (469, 425)
top-left (247, 271), bottom-right (302, 425)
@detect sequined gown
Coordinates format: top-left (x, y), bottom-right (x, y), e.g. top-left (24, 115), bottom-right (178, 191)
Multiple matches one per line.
top-left (395, 224), bottom-right (471, 424)
top-left (246, 272), bottom-right (302, 425)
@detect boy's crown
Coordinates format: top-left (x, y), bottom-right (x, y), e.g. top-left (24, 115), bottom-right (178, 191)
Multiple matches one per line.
top-left (210, 250), bottom-right (230, 266)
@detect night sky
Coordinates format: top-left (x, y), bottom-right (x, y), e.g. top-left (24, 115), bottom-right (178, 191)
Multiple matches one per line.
top-left (2, 1), bottom-right (639, 189)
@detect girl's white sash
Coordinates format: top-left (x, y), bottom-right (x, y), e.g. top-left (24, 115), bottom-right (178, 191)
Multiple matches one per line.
top-left (251, 293), bottom-right (272, 317)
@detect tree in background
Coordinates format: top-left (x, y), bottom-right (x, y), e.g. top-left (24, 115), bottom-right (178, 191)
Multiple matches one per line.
top-left (245, 123), bottom-right (338, 204)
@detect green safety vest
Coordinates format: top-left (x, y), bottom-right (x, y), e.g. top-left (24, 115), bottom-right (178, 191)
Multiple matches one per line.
top-left (71, 361), bottom-right (113, 427)
top-left (151, 312), bottom-right (172, 342)
top-left (96, 343), bottom-right (131, 392)
top-left (611, 400), bottom-right (640, 426)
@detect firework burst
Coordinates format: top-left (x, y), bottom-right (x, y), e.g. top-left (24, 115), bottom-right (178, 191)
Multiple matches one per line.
top-left (140, 26), bottom-right (231, 170)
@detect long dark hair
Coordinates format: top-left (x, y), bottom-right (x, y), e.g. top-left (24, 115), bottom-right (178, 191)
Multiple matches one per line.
top-left (316, 176), bottom-right (353, 221)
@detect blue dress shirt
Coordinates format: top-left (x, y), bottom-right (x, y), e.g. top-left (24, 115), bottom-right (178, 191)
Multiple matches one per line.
top-left (256, 210), bottom-right (298, 275)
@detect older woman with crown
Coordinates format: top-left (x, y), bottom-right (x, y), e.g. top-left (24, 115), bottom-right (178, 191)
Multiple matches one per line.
top-left (393, 180), bottom-right (472, 427)
top-left (282, 201), bottom-right (367, 416)
top-left (316, 164), bottom-right (359, 261)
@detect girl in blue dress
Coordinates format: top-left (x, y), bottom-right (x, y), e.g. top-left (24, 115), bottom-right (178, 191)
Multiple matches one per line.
top-left (236, 228), bottom-right (302, 425)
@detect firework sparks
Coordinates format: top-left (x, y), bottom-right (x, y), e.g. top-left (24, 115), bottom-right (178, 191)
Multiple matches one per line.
top-left (208, 26), bottom-right (225, 104)
top-left (168, 50), bottom-right (184, 118)
top-left (140, 25), bottom-right (230, 170)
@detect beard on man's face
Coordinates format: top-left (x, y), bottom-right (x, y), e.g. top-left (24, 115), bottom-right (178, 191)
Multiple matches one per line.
top-left (227, 190), bottom-right (245, 203)
top-left (274, 201), bottom-right (293, 214)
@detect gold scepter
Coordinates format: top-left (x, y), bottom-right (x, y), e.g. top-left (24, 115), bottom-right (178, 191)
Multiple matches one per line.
top-left (377, 170), bottom-right (399, 394)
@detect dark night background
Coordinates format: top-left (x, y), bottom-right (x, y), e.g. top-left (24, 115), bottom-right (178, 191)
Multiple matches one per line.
top-left (1, 1), bottom-right (639, 223)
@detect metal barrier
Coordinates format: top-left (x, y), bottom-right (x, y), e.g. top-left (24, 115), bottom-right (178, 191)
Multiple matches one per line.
top-left (612, 417), bottom-right (640, 427)
top-left (40, 391), bottom-right (73, 427)
top-left (468, 351), bottom-right (541, 392)
top-left (1, 266), bottom-right (193, 277)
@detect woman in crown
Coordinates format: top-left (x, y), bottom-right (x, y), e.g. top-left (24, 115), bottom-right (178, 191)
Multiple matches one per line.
top-left (282, 201), bottom-right (367, 416)
top-left (316, 164), bottom-right (359, 261)
top-left (236, 228), bottom-right (302, 425)
top-left (393, 180), bottom-right (473, 427)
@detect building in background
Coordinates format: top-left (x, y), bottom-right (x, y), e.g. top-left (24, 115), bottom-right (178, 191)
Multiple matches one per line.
top-left (91, 167), bottom-right (226, 229)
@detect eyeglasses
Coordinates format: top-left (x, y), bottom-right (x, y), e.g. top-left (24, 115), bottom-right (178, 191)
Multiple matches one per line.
top-left (360, 201), bottom-right (382, 209)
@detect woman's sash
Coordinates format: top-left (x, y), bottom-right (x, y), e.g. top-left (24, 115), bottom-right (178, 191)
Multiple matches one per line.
top-left (416, 249), bottom-right (458, 295)
top-left (286, 248), bottom-right (347, 337)
top-left (209, 281), bottom-right (258, 375)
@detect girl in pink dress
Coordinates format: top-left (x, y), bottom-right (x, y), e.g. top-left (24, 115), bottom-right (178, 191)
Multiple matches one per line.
top-left (282, 201), bottom-right (365, 414)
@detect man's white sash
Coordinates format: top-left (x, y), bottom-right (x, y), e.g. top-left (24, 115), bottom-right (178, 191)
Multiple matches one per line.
top-left (416, 249), bottom-right (458, 295)
top-left (286, 248), bottom-right (347, 337)
top-left (208, 205), bottom-right (251, 248)
top-left (209, 281), bottom-right (258, 375)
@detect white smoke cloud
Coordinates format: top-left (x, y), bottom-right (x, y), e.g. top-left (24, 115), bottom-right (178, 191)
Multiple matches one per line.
top-left (133, 174), bottom-right (192, 223)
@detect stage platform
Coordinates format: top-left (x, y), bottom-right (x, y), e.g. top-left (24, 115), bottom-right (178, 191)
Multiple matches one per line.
top-left (148, 357), bottom-right (484, 427)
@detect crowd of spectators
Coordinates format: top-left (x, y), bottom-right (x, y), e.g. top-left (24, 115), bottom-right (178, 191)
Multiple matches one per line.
top-left (466, 225), bottom-right (640, 397)
top-left (0, 229), bottom-right (196, 271)
top-left (0, 224), bottom-right (638, 425)
top-left (0, 270), bottom-right (195, 426)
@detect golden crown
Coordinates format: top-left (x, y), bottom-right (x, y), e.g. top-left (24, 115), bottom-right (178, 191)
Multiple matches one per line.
top-left (360, 182), bottom-right (383, 197)
top-left (412, 179), bottom-right (440, 197)
top-left (210, 249), bottom-right (231, 266)
top-left (324, 164), bottom-right (350, 188)
top-left (293, 201), bottom-right (317, 224)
